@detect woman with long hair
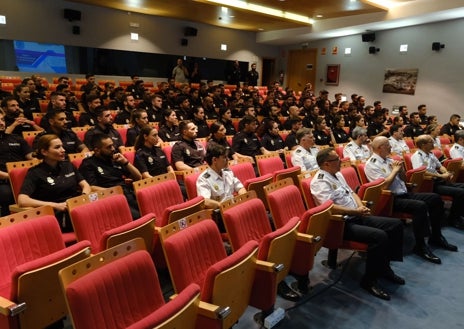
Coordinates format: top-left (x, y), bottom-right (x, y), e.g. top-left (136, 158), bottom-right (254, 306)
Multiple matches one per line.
top-left (158, 109), bottom-right (180, 142)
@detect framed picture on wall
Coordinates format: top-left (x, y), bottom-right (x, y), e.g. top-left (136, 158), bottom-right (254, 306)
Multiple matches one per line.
top-left (326, 64), bottom-right (340, 85)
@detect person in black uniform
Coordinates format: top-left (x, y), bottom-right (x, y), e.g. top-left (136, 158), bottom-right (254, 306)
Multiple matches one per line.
top-left (114, 94), bottom-right (136, 125)
top-left (79, 133), bottom-right (142, 219)
top-left (310, 147), bottom-right (404, 301)
top-left (18, 134), bottom-right (91, 232)
top-left (192, 106), bottom-right (210, 138)
top-left (218, 107), bottom-right (237, 136)
top-left (78, 93), bottom-right (102, 127)
top-left (232, 115), bottom-right (270, 160)
top-left (158, 109), bottom-right (180, 142)
top-left (403, 112), bottom-right (424, 138)
top-left (2, 96), bottom-right (43, 136)
top-left (246, 63), bottom-right (259, 87)
top-left (33, 110), bottom-right (89, 156)
top-left (134, 126), bottom-right (174, 178)
top-left (259, 119), bottom-right (286, 153)
top-left (332, 114), bottom-right (350, 144)
top-left (84, 106), bottom-right (124, 153)
top-left (125, 108), bottom-right (149, 147)
top-left (171, 120), bottom-right (206, 171)
top-left (0, 110), bottom-right (34, 216)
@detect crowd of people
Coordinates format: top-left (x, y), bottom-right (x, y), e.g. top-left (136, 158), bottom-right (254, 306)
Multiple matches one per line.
top-left (1, 68), bottom-right (464, 302)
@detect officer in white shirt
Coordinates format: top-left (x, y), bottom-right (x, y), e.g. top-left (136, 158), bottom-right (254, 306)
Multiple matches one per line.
top-left (411, 135), bottom-right (464, 229)
top-left (196, 144), bottom-right (246, 210)
top-left (449, 130), bottom-right (464, 159)
top-left (388, 125), bottom-right (410, 156)
top-left (310, 147), bottom-right (404, 301)
top-left (343, 127), bottom-right (372, 162)
top-left (365, 137), bottom-right (456, 263)
top-left (291, 127), bottom-right (319, 172)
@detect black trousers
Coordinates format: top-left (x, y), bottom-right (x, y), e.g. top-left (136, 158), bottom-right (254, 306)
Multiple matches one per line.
top-left (433, 181), bottom-right (464, 220)
top-left (0, 183), bottom-right (14, 216)
top-left (393, 192), bottom-right (444, 240)
top-left (344, 215), bottom-right (403, 281)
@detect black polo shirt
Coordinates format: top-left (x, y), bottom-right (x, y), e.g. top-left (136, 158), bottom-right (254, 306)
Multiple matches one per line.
top-left (171, 138), bottom-right (205, 169)
top-left (33, 129), bottom-right (84, 155)
top-left (0, 133), bottom-right (32, 172)
top-left (134, 146), bottom-right (169, 176)
top-left (232, 131), bottom-right (261, 158)
top-left (83, 124), bottom-right (124, 150)
top-left (79, 155), bottom-right (129, 188)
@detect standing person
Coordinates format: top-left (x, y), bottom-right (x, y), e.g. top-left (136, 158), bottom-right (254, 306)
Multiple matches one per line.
top-left (365, 137), bottom-right (457, 264)
top-left (0, 110), bottom-right (33, 216)
top-left (227, 60), bottom-right (242, 88)
top-left (134, 126), bottom-right (174, 178)
top-left (246, 63), bottom-right (259, 87)
top-left (411, 135), bottom-right (464, 230)
top-left (172, 58), bottom-right (189, 83)
top-left (310, 147), bottom-right (404, 300)
top-left (18, 134), bottom-right (91, 232)
top-left (79, 134), bottom-right (141, 219)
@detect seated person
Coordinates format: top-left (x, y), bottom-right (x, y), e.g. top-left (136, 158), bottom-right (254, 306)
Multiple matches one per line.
top-left (171, 120), bottom-right (206, 171)
top-left (388, 124), bottom-right (410, 156)
top-left (18, 134), bottom-right (91, 232)
top-left (411, 135), bottom-right (464, 230)
top-left (158, 109), bottom-right (180, 142)
top-left (310, 147), bottom-right (404, 301)
top-left (284, 117), bottom-right (303, 150)
top-left (291, 128), bottom-right (319, 172)
top-left (125, 108), bottom-right (149, 147)
top-left (134, 126), bottom-right (174, 178)
top-left (0, 110), bottom-right (33, 216)
top-left (33, 109), bottom-right (89, 156)
top-left (197, 144), bottom-right (246, 209)
top-left (343, 127), bottom-right (372, 162)
top-left (84, 106), bottom-right (124, 153)
top-left (440, 114), bottom-right (462, 139)
top-left (450, 130), bottom-right (464, 159)
top-left (232, 115), bottom-right (270, 161)
top-left (207, 122), bottom-right (251, 162)
top-left (79, 133), bottom-right (142, 219)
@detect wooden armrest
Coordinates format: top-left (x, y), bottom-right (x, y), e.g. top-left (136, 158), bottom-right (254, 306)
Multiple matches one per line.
top-left (0, 296), bottom-right (26, 317)
top-left (296, 232), bottom-right (320, 243)
top-left (197, 301), bottom-right (231, 320)
top-left (330, 214), bottom-right (345, 222)
top-left (255, 259), bottom-right (280, 272)
top-left (381, 190), bottom-right (392, 196)
top-left (8, 205), bottom-right (32, 213)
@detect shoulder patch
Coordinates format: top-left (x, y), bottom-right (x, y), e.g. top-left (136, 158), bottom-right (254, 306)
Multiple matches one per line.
top-left (317, 173), bottom-right (324, 179)
top-left (296, 149), bottom-right (301, 153)
top-left (203, 172), bottom-right (211, 178)
top-left (455, 146), bottom-right (459, 149)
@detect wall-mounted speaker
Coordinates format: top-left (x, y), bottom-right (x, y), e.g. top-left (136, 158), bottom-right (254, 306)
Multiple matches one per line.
top-left (432, 42), bottom-right (445, 51)
top-left (64, 9), bottom-right (81, 22)
top-left (184, 27), bottom-right (198, 37)
top-left (72, 26), bottom-right (80, 35)
top-left (181, 38), bottom-right (188, 46)
top-left (369, 46), bottom-right (380, 54)
top-left (362, 32), bottom-right (375, 42)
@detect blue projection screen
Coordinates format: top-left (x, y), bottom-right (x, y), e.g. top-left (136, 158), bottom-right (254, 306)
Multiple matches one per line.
top-left (14, 41), bottom-right (67, 73)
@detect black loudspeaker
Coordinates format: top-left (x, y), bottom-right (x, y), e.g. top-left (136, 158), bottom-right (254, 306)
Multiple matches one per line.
top-left (184, 27), bottom-right (198, 37)
top-left (64, 9), bottom-right (81, 22)
top-left (72, 26), bottom-right (80, 35)
top-left (432, 42), bottom-right (445, 51)
top-left (362, 32), bottom-right (375, 42)
top-left (181, 38), bottom-right (188, 46)
top-left (369, 46), bottom-right (379, 54)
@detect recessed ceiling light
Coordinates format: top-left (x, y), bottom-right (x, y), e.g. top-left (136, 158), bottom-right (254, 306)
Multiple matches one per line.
top-left (316, 14), bottom-right (323, 18)
top-left (130, 33), bottom-right (139, 40)
top-left (221, 44), bottom-right (227, 51)
top-left (258, 28), bottom-right (264, 31)
top-left (0, 15), bottom-right (6, 24)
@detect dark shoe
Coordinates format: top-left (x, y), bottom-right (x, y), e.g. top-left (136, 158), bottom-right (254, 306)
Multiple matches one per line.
top-left (291, 276), bottom-right (310, 295)
top-left (429, 235), bottom-right (458, 252)
top-left (360, 279), bottom-right (391, 301)
top-left (277, 281), bottom-right (301, 302)
top-left (413, 244), bottom-right (442, 264)
top-left (450, 216), bottom-right (464, 230)
top-left (382, 270), bottom-right (405, 285)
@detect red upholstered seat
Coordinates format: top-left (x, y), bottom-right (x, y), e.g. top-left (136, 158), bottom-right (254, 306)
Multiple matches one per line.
top-left (68, 188), bottom-right (155, 254)
top-left (0, 210), bottom-right (90, 329)
top-left (256, 154), bottom-right (284, 176)
top-left (161, 215), bottom-right (266, 329)
top-left (61, 241), bottom-right (200, 329)
top-left (184, 171), bottom-right (201, 199)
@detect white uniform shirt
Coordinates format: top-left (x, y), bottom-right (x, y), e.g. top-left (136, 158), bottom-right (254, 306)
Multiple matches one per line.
top-left (196, 167), bottom-right (244, 202)
top-left (388, 137), bottom-right (410, 155)
top-left (365, 153), bottom-right (408, 195)
top-left (291, 145), bottom-right (319, 171)
top-left (343, 141), bottom-right (371, 162)
top-left (449, 143), bottom-right (464, 159)
top-left (411, 150), bottom-right (441, 174)
top-left (310, 169), bottom-right (358, 209)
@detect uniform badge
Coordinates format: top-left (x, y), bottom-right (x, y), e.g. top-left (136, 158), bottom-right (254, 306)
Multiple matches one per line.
top-left (271, 140), bottom-right (275, 145)
top-left (332, 184), bottom-right (337, 189)
top-left (381, 168), bottom-right (386, 173)
top-left (98, 166), bottom-right (104, 174)
top-left (213, 184), bottom-right (219, 191)
top-left (47, 177), bottom-right (55, 185)
top-left (317, 173), bottom-right (324, 179)
top-left (166, 133), bottom-right (171, 139)
top-left (148, 157), bottom-right (153, 164)
top-left (90, 118), bottom-right (94, 125)
top-left (244, 138), bottom-right (248, 144)
top-left (185, 149), bottom-right (190, 156)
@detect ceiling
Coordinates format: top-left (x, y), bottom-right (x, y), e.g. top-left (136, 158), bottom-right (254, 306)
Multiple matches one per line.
top-left (68, 0), bottom-right (464, 45)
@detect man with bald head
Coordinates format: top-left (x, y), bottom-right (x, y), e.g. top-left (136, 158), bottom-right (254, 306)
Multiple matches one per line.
top-left (412, 134), bottom-right (464, 230)
top-left (365, 137), bottom-right (457, 264)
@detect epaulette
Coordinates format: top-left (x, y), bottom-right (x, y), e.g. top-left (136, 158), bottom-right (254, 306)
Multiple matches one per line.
top-left (296, 149), bottom-right (301, 153)
top-left (317, 173), bottom-right (324, 179)
top-left (370, 158), bottom-right (377, 163)
top-left (203, 172), bottom-right (211, 178)
top-left (455, 145), bottom-right (459, 149)
top-left (223, 168), bottom-right (231, 172)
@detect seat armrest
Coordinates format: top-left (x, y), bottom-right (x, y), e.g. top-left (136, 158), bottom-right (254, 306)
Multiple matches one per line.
top-left (296, 232), bottom-right (320, 243)
top-left (197, 301), bottom-right (231, 320)
top-left (330, 214), bottom-right (345, 222)
top-left (381, 190), bottom-right (392, 196)
top-left (8, 204), bottom-right (32, 213)
top-left (0, 296), bottom-right (26, 317)
top-left (255, 259), bottom-right (282, 272)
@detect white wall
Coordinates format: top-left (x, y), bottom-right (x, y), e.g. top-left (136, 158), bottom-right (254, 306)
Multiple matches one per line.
top-left (283, 18), bottom-right (464, 123)
top-left (0, 0), bottom-right (279, 80)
